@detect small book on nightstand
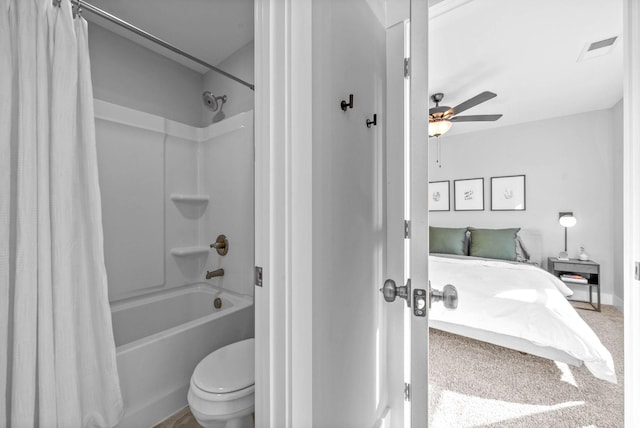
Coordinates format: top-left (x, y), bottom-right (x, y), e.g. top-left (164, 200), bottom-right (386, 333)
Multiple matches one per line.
top-left (560, 273), bottom-right (588, 284)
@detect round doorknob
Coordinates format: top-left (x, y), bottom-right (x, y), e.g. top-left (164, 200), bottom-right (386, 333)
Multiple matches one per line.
top-left (380, 279), bottom-right (398, 302)
top-left (441, 284), bottom-right (458, 309)
top-left (380, 278), bottom-right (411, 306)
top-left (430, 283), bottom-right (458, 310)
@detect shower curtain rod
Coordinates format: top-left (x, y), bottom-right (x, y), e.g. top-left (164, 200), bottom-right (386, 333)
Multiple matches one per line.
top-left (71, 0), bottom-right (255, 91)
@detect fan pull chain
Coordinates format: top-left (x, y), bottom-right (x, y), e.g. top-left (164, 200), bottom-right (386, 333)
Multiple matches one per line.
top-left (436, 136), bottom-right (442, 168)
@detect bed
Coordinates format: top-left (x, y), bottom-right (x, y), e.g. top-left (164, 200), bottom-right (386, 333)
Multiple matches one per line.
top-left (428, 226), bottom-right (617, 384)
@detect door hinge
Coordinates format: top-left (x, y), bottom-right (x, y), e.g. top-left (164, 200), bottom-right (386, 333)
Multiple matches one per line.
top-left (404, 58), bottom-right (410, 78)
top-left (255, 266), bottom-right (263, 287)
top-left (404, 382), bottom-right (411, 401)
top-left (404, 220), bottom-right (411, 239)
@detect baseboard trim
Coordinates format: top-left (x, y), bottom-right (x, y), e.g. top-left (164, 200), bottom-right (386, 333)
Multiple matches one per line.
top-left (613, 295), bottom-right (624, 312)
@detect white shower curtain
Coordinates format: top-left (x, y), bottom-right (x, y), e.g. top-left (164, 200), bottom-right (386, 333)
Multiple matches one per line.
top-left (0, 0), bottom-right (123, 426)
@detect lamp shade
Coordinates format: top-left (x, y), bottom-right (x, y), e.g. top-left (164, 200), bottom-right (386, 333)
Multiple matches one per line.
top-left (429, 120), bottom-right (452, 137)
top-left (559, 214), bottom-right (577, 228)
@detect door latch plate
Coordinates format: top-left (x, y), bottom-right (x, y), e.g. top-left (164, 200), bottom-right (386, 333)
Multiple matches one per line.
top-left (413, 289), bottom-right (427, 317)
top-left (255, 266), bottom-right (263, 287)
top-left (404, 382), bottom-right (411, 401)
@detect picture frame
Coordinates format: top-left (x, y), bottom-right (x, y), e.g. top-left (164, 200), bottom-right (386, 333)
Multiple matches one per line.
top-left (491, 175), bottom-right (526, 211)
top-left (428, 180), bottom-right (450, 212)
top-left (454, 178), bottom-right (484, 211)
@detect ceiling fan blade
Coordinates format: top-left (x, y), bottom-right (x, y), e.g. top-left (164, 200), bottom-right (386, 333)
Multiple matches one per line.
top-left (451, 91), bottom-right (497, 115)
top-left (450, 114), bottom-right (503, 122)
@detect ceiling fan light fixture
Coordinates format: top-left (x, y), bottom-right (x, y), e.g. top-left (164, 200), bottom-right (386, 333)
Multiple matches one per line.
top-left (428, 91), bottom-right (502, 137)
top-left (429, 119), bottom-right (452, 137)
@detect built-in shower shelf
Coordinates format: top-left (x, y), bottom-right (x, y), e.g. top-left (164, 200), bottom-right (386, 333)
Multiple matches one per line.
top-left (170, 246), bottom-right (210, 257)
top-left (170, 194), bottom-right (210, 204)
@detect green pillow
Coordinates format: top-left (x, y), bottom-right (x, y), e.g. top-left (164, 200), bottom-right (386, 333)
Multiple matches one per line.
top-left (429, 226), bottom-right (468, 255)
top-left (468, 227), bottom-right (520, 261)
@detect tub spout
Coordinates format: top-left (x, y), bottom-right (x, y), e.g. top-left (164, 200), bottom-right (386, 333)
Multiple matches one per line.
top-left (206, 268), bottom-right (224, 280)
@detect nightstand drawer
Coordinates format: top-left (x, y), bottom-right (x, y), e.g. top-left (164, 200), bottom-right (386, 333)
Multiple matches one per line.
top-left (554, 262), bottom-right (599, 274)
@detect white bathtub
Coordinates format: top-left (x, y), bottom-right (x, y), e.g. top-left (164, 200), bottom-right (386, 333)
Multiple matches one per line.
top-left (111, 283), bottom-right (254, 428)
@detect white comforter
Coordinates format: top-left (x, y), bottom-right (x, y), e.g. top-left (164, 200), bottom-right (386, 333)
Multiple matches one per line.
top-left (429, 255), bottom-right (617, 383)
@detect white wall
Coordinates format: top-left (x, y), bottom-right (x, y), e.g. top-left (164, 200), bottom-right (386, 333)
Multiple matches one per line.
top-left (428, 107), bottom-right (622, 304)
top-left (311, 1), bottom-right (387, 426)
top-left (202, 42), bottom-right (255, 124)
top-left (89, 24), bottom-right (204, 128)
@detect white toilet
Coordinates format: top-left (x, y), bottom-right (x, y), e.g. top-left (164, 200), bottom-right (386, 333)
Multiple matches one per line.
top-left (188, 338), bottom-right (255, 428)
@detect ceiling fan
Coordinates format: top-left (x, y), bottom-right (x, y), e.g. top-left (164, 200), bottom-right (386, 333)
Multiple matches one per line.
top-left (428, 91), bottom-right (503, 137)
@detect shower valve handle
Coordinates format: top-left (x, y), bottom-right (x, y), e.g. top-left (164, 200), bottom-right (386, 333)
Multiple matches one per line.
top-left (210, 234), bottom-right (229, 256)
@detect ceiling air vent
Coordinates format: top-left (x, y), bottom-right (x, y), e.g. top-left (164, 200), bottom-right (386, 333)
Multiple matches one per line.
top-left (577, 36), bottom-right (619, 62)
top-left (588, 36), bottom-right (618, 51)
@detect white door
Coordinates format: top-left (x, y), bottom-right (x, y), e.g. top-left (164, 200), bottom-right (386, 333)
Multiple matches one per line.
top-left (383, 2), bottom-right (431, 426)
top-left (624, 1), bottom-right (640, 424)
top-left (253, 0), bottom-right (432, 426)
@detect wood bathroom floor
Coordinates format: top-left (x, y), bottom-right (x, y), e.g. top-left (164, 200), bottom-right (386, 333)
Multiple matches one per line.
top-left (154, 407), bottom-right (201, 428)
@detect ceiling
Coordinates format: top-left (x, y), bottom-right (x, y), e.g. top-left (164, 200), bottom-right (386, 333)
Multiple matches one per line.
top-left (85, 0), bottom-right (254, 74)
top-left (429, 0), bottom-right (623, 136)
top-left (83, 0), bottom-right (622, 134)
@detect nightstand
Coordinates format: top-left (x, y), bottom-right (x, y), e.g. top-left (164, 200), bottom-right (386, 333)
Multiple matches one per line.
top-left (547, 257), bottom-right (600, 311)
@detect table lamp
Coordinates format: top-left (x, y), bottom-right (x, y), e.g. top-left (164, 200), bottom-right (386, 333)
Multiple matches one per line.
top-left (558, 212), bottom-right (577, 260)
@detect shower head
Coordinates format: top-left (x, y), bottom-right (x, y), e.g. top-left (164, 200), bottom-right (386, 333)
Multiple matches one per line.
top-left (211, 109), bottom-right (225, 123)
top-left (202, 91), bottom-right (227, 123)
top-left (202, 91), bottom-right (224, 111)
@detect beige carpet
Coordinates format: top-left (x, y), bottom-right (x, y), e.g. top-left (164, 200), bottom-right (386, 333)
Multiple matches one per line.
top-left (428, 304), bottom-right (624, 427)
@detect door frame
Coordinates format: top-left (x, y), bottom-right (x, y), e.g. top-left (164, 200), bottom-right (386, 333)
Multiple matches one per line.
top-left (623, 1), bottom-right (640, 425)
top-left (384, 5), bottom-right (430, 425)
top-left (409, 1), bottom-right (429, 426)
top-left (254, 0), bottom-right (314, 426)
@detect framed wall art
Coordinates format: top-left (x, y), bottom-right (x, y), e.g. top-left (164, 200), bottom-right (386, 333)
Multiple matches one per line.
top-left (454, 178), bottom-right (484, 211)
top-left (491, 175), bottom-right (526, 211)
top-left (429, 180), bottom-right (450, 211)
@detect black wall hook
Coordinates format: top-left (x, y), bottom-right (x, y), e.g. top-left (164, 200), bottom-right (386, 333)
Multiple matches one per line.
top-left (340, 94), bottom-right (354, 111)
top-left (366, 114), bottom-right (377, 128)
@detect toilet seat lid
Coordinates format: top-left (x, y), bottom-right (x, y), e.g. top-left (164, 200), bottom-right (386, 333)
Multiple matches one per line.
top-left (193, 338), bottom-right (255, 394)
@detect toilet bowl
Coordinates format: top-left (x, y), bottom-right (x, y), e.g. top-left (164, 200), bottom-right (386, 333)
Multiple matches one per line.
top-left (188, 338), bottom-right (255, 428)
